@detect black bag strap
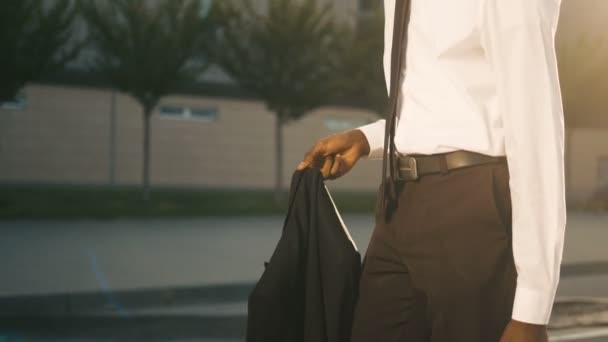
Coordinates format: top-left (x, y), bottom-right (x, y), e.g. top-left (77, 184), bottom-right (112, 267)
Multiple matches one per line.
top-left (380, 0), bottom-right (412, 222)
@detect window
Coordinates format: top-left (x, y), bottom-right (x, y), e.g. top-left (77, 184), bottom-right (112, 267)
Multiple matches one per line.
top-left (190, 108), bottom-right (218, 122)
top-left (324, 117), bottom-right (371, 132)
top-left (159, 105), bottom-right (183, 117)
top-left (159, 105), bottom-right (218, 122)
top-left (1, 92), bottom-right (28, 111)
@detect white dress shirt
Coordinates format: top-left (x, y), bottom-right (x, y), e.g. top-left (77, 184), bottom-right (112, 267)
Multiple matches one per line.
top-left (356, 0), bottom-right (566, 325)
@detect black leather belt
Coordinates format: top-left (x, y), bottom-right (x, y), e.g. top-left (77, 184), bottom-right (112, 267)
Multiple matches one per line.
top-left (396, 150), bottom-right (507, 181)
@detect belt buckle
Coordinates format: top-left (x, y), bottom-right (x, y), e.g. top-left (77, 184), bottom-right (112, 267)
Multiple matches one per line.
top-left (397, 154), bottom-right (419, 181)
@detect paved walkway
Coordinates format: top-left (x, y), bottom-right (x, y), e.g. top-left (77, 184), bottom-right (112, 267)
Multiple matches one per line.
top-left (0, 211), bottom-right (606, 297)
top-left (0, 211), bottom-right (607, 341)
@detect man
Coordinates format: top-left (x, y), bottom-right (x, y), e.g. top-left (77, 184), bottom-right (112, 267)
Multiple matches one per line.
top-left (296, 0), bottom-right (566, 341)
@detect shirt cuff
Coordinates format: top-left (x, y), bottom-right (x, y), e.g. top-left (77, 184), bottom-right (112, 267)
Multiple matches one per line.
top-left (355, 119), bottom-right (386, 160)
top-left (511, 285), bottom-right (557, 325)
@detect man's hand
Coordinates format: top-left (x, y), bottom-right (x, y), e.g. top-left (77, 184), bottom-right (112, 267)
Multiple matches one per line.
top-left (499, 320), bottom-right (548, 342)
top-left (296, 129), bottom-right (370, 180)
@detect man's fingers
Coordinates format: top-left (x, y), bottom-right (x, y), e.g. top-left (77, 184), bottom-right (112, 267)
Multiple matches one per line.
top-left (296, 143), bottom-right (325, 170)
top-left (328, 154), bottom-right (344, 180)
top-left (320, 155), bottom-right (334, 179)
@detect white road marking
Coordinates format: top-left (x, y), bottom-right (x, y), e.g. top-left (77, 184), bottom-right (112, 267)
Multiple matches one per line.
top-left (551, 327), bottom-right (608, 341)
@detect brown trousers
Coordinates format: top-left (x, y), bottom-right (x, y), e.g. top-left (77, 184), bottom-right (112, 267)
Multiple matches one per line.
top-left (351, 157), bottom-right (517, 342)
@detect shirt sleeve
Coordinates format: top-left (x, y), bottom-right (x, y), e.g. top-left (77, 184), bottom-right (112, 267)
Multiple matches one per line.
top-left (355, 119), bottom-right (386, 160)
top-left (480, 0), bottom-right (567, 325)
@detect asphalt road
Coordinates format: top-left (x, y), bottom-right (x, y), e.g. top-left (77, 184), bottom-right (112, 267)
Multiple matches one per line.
top-left (1, 212), bottom-right (607, 297)
top-left (0, 211), bottom-right (607, 341)
top-left (551, 327), bottom-right (608, 341)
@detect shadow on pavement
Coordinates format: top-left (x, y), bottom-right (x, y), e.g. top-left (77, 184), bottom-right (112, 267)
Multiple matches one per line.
top-left (2, 262), bottom-right (608, 340)
top-left (0, 315), bottom-right (246, 340)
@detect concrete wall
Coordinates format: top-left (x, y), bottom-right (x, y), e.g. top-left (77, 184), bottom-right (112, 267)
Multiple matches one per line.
top-left (3, 84), bottom-right (608, 199)
top-left (0, 85), bottom-right (112, 185)
top-left (0, 84), bottom-right (383, 191)
top-left (568, 127), bottom-right (608, 203)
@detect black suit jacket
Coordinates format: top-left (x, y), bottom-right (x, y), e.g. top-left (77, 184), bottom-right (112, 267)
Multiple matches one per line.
top-left (246, 167), bottom-right (361, 342)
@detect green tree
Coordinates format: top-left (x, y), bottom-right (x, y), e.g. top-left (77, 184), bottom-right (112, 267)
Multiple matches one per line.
top-left (331, 3), bottom-right (387, 115)
top-left (0, 0), bottom-right (80, 102)
top-left (214, 0), bottom-right (341, 204)
top-left (80, 0), bottom-right (216, 200)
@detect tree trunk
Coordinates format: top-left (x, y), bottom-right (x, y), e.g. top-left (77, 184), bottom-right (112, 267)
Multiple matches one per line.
top-left (274, 113), bottom-right (284, 206)
top-left (142, 107), bottom-right (152, 201)
top-left (109, 89), bottom-right (117, 187)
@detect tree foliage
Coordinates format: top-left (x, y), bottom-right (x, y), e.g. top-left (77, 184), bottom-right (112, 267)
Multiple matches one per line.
top-left (214, 0), bottom-right (340, 121)
top-left (329, 5), bottom-right (387, 116)
top-left (80, 0), bottom-right (216, 111)
top-left (0, 0), bottom-right (79, 101)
